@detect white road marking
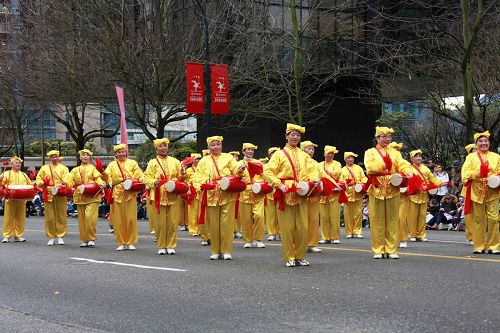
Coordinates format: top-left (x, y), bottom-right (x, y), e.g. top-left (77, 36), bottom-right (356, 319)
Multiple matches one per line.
top-left (70, 257), bottom-right (187, 272)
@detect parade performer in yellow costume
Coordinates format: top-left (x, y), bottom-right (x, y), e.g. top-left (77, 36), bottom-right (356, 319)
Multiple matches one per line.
top-left (461, 143), bottom-right (476, 245)
top-left (265, 147), bottom-right (280, 241)
top-left (318, 146), bottom-right (343, 245)
top-left (461, 131), bottom-right (500, 254)
top-left (185, 153), bottom-right (202, 238)
top-left (63, 149), bottom-right (106, 247)
top-left (143, 138), bottom-right (185, 255)
top-left (238, 143), bottom-right (266, 249)
top-left (364, 127), bottom-right (412, 259)
top-left (35, 150), bottom-right (69, 246)
top-left (1, 157), bottom-right (32, 243)
top-left (340, 152), bottom-right (368, 239)
top-left (406, 149), bottom-right (442, 242)
top-left (103, 144), bottom-right (143, 251)
top-left (230, 150), bottom-right (243, 239)
top-left (193, 136), bottom-right (245, 260)
top-left (264, 124), bottom-right (319, 267)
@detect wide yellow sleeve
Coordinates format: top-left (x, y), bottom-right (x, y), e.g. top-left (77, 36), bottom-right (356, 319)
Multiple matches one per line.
top-left (393, 150), bottom-right (412, 175)
top-left (304, 154), bottom-right (319, 181)
top-left (263, 152), bottom-right (283, 188)
top-left (423, 165), bottom-right (442, 186)
top-left (170, 157), bottom-right (182, 180)
top-left (35, 165), bottom-right (50, 187)
top-left (129, 160), bottom-right (144, 180)
top-left (91, 167), bottom-right (106, 186)
top-left (63, 168), bottom-right (78, 188)
top-left (192, 157), bottom-right (210, 189)
top-left (142, 159), bottom-right (159, 189)
top-left (461, 154), bottom-right (476, 182)
top-left (364, 148), bottom-right (385, 174)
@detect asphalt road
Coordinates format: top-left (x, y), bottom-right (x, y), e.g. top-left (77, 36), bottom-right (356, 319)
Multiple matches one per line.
top-left (1, 216), bottom-right (499, 333)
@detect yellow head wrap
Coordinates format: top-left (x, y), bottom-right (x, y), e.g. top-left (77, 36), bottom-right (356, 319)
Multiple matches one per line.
top-left (324, 145), bottom-right (339, 155)
top-left (78, 149), bottom-right (93, 156)
top-left (344, 152), bottom-right (358, 160)
top-left (242, 143), bottom-right (258, 151)
top-left (286, 123), bottom-right (305, 134)
top-left (206, 136), bottom-right (223, 145)
top-left (10, 156), bottom-right (23, 163)
top-left (229, 151), bottom-right (240, 156)
top-left (464, 143), bottom-right (476, 154)
top-left (375, 126), bottom-right (395, 138)
top-left (268, 147), bottom-right (280, 156)
top-left (46, 150), bottom-right (60, 157)
top-left (300, 141), bottom-right (317, 149)
top-left (153, 138), bottom-right (170, 148)
top-left (409, 149), bottom-right (423, 158)
top-left (113, 144), bottom-right (127, 152)
top-left (259, 157), bottom-right (269, 164)
top-left (202, 149), bottom-right (210, 157)
top-left (473, 130), bottom-right (490, 142)
top-left (191, 153), bottom-right (202, 159)
top-left (388, 142), bottom-right (403, 150)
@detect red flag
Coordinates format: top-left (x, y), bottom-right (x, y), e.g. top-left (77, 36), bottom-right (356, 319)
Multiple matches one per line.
top-left (115, 85), bottom-right (127, 147)
top-left (210, 64), bottom-right (230, 114)
top-left (186, 62), bottom-right (205, 114)
top-left (181, 157), bottom-right (195, 167)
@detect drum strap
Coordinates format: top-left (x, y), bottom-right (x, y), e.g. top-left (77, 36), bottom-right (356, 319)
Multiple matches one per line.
top-left (210, 155), bottom-right (222, 180)
top-left (412, 164), bottom-right (426, 182)
top-left (375, 147), bottom-right (393, 171)
top-left (477, 152), bottom-right (489, 178)
top-left (156, 157), bottom-right (170, 180)
top-left (282, 148), bottom-right (297, 182)
top-left (346, 166), bottom-right (357, 183)
top-left (116, 160), bottom-right (127, 182)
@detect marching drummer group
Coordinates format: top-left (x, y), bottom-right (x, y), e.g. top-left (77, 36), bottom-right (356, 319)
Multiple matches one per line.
top-left (1, 124), bottom-right (499, 266)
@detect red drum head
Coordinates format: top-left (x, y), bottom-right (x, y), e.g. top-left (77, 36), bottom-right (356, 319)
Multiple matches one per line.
top-left (487, 175), bottom-right (500, 189)
top-left (219, 177), bottom-right (246, 192)
top-left (79, 183), bottom-right (101, 195)
top-left (123, 179), bottom-right (146, 192)
top-left (251, 182), bottom-right (273, 195)
top-left (165, 180), bottom-right (189, 194)
top-left (6, 185), bottom-right (36, 200)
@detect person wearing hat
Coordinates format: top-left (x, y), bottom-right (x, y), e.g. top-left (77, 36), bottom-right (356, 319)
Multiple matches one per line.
top-left (202, 149), bottom-right (210, 157)
top-left (300, 140), bottom-right (322, 253)
top-left (102, 144), bottom-right (143, 251)
top-left (35, 150), bottom-right (69, 246)
top-left (265, 147), bottom-right (280, 241)
top-left (238, 143), bottom-right (266, 249)
top-left (229, 151), bottom-right (240, 161)
top-left (340, 152), bottom-right (368, 239)
top-left (193, 136), bottom-right (246, 260)
top-left (364, 127), bottom-right (413, 259)
top-left (318, 145), bottom-right (343, 245)
top-left (1, 157), bottom-right (32, 243)
top-left (143, 138), bottom-right (185, 255)
top-left (264, 124), bottom-right (320, 267)
top-left (229, 152), bottom-right (243, 238)
top-left (461, 131), bottom-right (500, 254)
top-left (459, 144), bottom-right (476, 245)
top-left (62, 149), bottom-right (106, 247)
top-left (185, 153), bottom-right (202, 238)
top-left (406, 149), bottom-right (442, 242)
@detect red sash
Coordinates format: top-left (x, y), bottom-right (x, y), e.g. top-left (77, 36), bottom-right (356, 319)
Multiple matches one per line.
top-left (274, 148), bottom-right (298, 211)
top-left (154, 157), bottom-right (170, 214)
top-left (375, 147), bottom-right (393, 171)
top-left (477, 152), bottom-right (490, 178)
top-left (198, 155), bottom-right (222, 225)
top-left (322, 163), bottom-right (348, 204)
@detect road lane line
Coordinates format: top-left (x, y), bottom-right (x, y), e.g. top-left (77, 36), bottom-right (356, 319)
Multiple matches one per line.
top-left (70, 257), bottom-right (187, 272)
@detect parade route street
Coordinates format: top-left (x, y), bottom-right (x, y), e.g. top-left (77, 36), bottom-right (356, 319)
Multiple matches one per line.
top-left (1, 216), bottom-right (499, 332)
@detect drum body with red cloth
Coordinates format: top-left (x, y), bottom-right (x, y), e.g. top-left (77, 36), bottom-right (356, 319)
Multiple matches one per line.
top-left (390, 174), bottom-right (408, 187)
top-left (165, 180), bottom-right (190, 194)
top-left (79, 183), bottom-right (101, 195)
top-left (487, 175), bottom-right (500, 189)
top-left (6, 185), bottom-right (36, 200)
top-left (0, 187), bottom-right (5, 198)
top-left (251, 182), bottom-right (273, 195)
top-left (52, 185), bottom-right (74, 197)
top-left (123, 179), bottom-right (146, 192)
top-left (296, 181), bottom-right (323, 197)
top-left (219, 177), bottom-right (246, 193)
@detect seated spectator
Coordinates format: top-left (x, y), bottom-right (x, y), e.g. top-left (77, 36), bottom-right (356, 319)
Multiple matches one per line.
top-left (451, 202), bottom-right (465, 230)
top-left (426, 198), bottom-right (440, 228)
top-left (432, 194), bottom-right (458, 230)
top-left (449, 161), bottom-right (462, 197)
top-left (362, 197), bottom-right (369, 228)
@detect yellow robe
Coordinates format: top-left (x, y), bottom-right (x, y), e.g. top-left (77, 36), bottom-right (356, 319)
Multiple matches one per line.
top-left (1, 170), bottom-right (32, 239)
top-left (185, 166), bottom-right (201, 236)
top-left (340, 164), bottom-right (368, 237)
top-left (319, 160), bottom-right (342, 241)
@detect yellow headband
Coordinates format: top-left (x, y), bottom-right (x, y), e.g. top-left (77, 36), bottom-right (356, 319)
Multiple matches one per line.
top-left (473, 130), bottom-right (490, 142)
top-left (464, 143), bottom-right (476, 153)
top-left (46, 150), bottom-right (60, 157)
top-left (324, 145), bottom-right (339, 155)
top-left (300, 141), bottom-right (317, 149)
top-left (191, 153), bottom-right (202, 159)
top-left (409, 149), bottom-right (423, 158)
top-left (286, 123), bottom-right (305, 134)
top-left (10, 156), bottom-right (23, 163)
top-left (229, 151), bottom-right (240, 156)
top-left (113, 144), bottom-right (127, 152)
top-left (259, 157), bottom-right (269, 164)
top-left (268, 147), bottom-right (280, 156)
top-left (388, 142), bottom-right (403, 150)
top-left (375, 126), bottom-right (395, 138)
top-left (344, 152), bottom-right (358, 160)
top-left (206, 136), bottom-right (223, 145)
top-left (242, 143), bottom-right (258, 151)
top-left (153, 138), bottom-right (170, 148)
top-left (78, 149), bottom-right (93, 156)
top-left (202, 149), bottom-right (210, 156)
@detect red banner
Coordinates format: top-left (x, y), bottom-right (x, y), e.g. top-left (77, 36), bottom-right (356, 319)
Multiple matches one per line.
top-left (186, 62), bottom-right (205, 114)
top-left (210, 64), bottom-right (230, 115)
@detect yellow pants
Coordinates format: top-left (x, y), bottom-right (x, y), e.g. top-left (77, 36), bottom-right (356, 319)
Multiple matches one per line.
top-left (344, 200), bottom-right (363, 236)
top-left (199, 200), bottom-right (210, 242)
top-left (178, 200), bottom-right (188, 227)
top-left (146, 200), bottom-right (156, 233)
top-left (187, 197), bottom-right (200, 236)
top-left (3, 200), bottom-right (27, 238)
top-left (398, 197), bottom-right (409, 242)
top-left (307, 200), bottom-right (320, 247)
top-left (234, 216), bottom-right (241, 235)
top-left (77, 202), bottom-right (99, 242)
top-left (471, 199), bottom-right (500, 251)
top-left (265, 199), bottom-right (279, 236)
top-left (369, 195), bottom-right (399, 255)
top-left (156, 203), bottom-right (181, 249)
top-left (407, 201), bottom-right (427, 239)
top-left (207, 202), bottom-right (235, 255)
top-left (112, 200), bottom-right (138, 246)
top-left (276, 200), bottom-right (308, 262)
top-left (240, 200), bottom-right (265, 243)
top-left (44, 197), bottom-right (67, 238)
top-left (319, 201), bottom-right (340, 241)
top-left (465, 215), bottom-right (473, 242)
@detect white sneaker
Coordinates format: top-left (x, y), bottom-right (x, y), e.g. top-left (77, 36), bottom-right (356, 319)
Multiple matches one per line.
top-left (307, 247), bottom-right (322, 253)
top-left (57, 238), bottom-right (64, 245)
top-left (333, 239), bottom-right (340, 244)
top-left (47, 238), bottom-right (55, 246)
top-left (318, 239), bottom-right (330, 244)
top-left (210, 254), bottom-right (220, 260)
top-left (275, 235), bottom-right (281, 241)
top-left (108, 228), bottom-right (114, 233)
top-left (421, 237), bottom-right (429, 242)
top-left (158, 248), bottom-right (166, 255)
top-left (2, 237), bottom-right (9, 243)
top-left (399, 242), bottom-right (408, 248)
top-left (489, 250), bottom-right (500, 254)
top-left (285, 260), bottom-right (296, 267)
top-left (346, 235), bottom-right (353, 239)
top-left (243, 242), bottom-right (253, 248)
top-left (389, 254), bottom-right (400, 259)
top-left (116, 245), bottom-right (125, 251)
top-left (223, 253), bottom-right (232, 260)
top-left (354, 234), bottom-right (364, 239)
top-left (87, 240), bottom-right (95, 247)
top-left (255, 241), bottom-right (266, 248)
top-left (150, 230), bottom-right (155, 234)
top-left (409, 237), bottom-right (416, 242)
top-left (467, 240), bottom-right (474, 246)
top-left (296, 259), bottom-right (310, 266)
top-left (235, 232), bottom-right (242, 239)
top-left (14, 237), bottom-right (26, 242)
top-left (373, 254), bottom-right (383, 259)
top-left (128, 244), bottom-right (136, 250)
top-left (167, 248), bottom-right (176, 255)
top-left (267, 235), bottom-right (275, 241)
top-left (79, 242), bottom-right (88, 247)
top-left (201, 240), bottom-right (209, 246)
